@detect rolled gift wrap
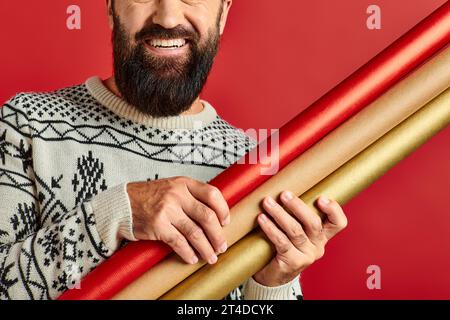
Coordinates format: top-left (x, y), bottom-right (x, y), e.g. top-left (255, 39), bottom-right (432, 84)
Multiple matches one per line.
top-left (61, 241), bottom-right (171, 300)
top-left (161, 88), bottom-right (450, 300)
top-left (167, 230), bottom-right (274, 301)
top-left (60, 2), bottom-right (450, 300)
top-left (112, 48), bottom-right (450, 300)
top-left (210, 1), bottom-right (450, 208)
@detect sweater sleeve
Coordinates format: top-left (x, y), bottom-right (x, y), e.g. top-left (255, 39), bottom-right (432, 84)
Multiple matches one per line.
top-left (223, 276), bottom-right (303, 300)
top-left (241, 275), bottom-right (303, 300)
top-left (0, 99), bottom-right (136, 300)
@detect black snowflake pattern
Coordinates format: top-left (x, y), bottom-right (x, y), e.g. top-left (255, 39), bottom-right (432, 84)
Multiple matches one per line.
top-left (51, 263), bottom-right (82, 293)
top-left (10, 202), bottom-right (39, 242)
top-left (72, 151), bottom-right (108, 206)
top-left (36, 229), bottom-right (60, 266)
top-left (51, 270), bottom-right (69, 292)
top-left (0, 129), bottom-right (33, 173)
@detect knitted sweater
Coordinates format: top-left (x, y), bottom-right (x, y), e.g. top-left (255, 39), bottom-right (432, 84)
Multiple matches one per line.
top-left (0, 76), bottom-right (302, 300)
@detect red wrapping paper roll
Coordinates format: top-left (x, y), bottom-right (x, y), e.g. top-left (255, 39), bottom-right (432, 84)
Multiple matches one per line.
top-left (63, 241), bottom-right (171, 300)
top-left (59, 2), bottom-right (450, 300)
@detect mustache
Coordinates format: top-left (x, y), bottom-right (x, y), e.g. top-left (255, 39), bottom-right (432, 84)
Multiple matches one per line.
top-left (135, 24), bottom-right (200, 43)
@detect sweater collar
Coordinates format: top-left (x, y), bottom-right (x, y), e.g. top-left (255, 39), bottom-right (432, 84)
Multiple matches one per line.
top-left (85, 76), bottom-right (218, 130)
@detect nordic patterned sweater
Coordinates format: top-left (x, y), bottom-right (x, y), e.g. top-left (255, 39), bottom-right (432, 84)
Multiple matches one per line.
top-left (0, 76), bottom-right (302, 300)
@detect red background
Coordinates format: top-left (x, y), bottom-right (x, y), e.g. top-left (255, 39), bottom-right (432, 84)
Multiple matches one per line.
top-left (1, 0), bottom-right (449, 299)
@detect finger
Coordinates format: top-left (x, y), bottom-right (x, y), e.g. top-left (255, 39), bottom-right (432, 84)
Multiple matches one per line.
top-left (182, 198), bottom-right (228, 255)
top-left (257, 213), bottom-right (294, 255)
top-left (279, 191), bottom-right (324, 243)
top-left (262, 196), bottom-right (309, 250)
top-left (317, 196), bottom-right (348, 240)
top-left (185, 178), bottom-right (230, 226)
top-left (158, 224), bottom-right (198, 265)
top-left (172, 215), bottom-right (219, 265)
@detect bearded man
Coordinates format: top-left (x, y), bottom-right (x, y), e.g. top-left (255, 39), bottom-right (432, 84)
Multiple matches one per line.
top-left (0, 0), bottom-right (347, 300)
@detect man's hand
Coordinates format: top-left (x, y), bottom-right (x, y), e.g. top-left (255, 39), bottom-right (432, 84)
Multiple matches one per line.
top-left (126, 176), bottom-right (230, 265)
top-left (253, 191), bottom-right (348, 287)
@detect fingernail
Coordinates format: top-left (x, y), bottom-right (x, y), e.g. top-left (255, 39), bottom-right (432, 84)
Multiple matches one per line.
top-left (265, 196), bottom-right (276, 207)
top-left (223, 215), bottom-right (231, 226)
top-left (218, 242), bottom-right (227, 254)
top-left (209, 255), bottom-right (218, 264)
top-left (259, 213), bottom-right (268, 222)
top-left (191, 255), bottom-right (198, 265)
top-left (319, 196), bottom-right (331, 206)
top-left (283, 191), bottom-right (294, 201)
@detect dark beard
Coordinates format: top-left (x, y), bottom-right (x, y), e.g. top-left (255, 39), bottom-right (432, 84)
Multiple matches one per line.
top-left (111, 13), bottom-right (220, 118)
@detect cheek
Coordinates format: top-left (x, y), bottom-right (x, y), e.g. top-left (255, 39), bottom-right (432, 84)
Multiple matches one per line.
top-left (184, 8), bottom-right (217, 40)
top-left (116, 9), bottom-right (149, 41)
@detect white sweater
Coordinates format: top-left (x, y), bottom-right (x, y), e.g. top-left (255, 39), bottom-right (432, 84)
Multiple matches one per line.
top-left (0, 76), bottom-right (302, 300)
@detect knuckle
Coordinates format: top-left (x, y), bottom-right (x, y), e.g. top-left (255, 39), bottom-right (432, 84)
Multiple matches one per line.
top-left (160, 178), bottom-right (174, 190)
top-left (154, 200), bottom-right (170, 214)
top-left (200, 206), bottom-right (215, 224)
top-left (177, 218), bottom-right (192, 233)
top-left (279, 243), bottom-right (291, 254)
top-left (206, 186), bottom-right (221, 202)
top-left (275, 234), bottom-right (286, 245)
top-left (292, 230), bottom-right (308, 245)
top-left (289, 225), bottom-right (301, 238)
top-left (162, 190), bottom-right (179, 202)
top-left (167, 180), bottom-right (186, 194)
top-left (187, 225), bottom-right (204, 241)
top-left (164, 233), bottom-right (183, 248)
top-left (149, 211), bottom-right (165, 226)
top-left (172, 176), bottom-right (187, 184)
top-left (275, 236), bottom-right (290, 253)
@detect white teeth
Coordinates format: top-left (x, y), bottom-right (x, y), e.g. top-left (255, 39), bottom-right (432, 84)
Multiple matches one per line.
top-left (149, 38), bottom-right (186, 48)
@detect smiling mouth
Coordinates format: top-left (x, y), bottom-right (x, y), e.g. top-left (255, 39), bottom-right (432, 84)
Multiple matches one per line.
top-left (145, 38), bottom-right (189, 49)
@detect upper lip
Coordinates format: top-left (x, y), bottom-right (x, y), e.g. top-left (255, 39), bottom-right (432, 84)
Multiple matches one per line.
top-left (144, 37), bottom-right (191, 42)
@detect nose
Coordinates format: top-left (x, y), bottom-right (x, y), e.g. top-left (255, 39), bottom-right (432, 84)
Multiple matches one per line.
top-left (152, 0), bottom-right (185, 30)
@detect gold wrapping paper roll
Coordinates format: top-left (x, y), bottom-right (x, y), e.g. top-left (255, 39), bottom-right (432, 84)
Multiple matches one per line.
top-left (113, 47), bottom-right (450, 300)
top-left (162, 88), bottom-right (450, 300)
top-left (162, 230), bottom-right (275, 300)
